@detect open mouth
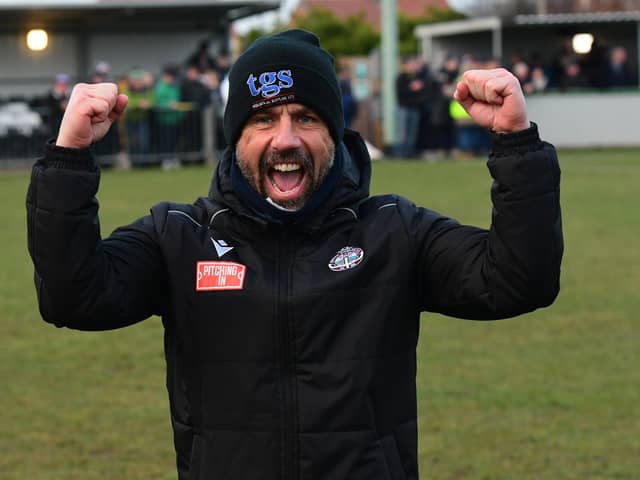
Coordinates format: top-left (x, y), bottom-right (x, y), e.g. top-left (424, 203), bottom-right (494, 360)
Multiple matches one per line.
top-left (265, 162), bottom-right (308, 204)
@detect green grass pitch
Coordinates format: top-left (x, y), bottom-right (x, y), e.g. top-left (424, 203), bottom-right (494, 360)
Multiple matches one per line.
top-left (1, 149), bottom-right (638, 479)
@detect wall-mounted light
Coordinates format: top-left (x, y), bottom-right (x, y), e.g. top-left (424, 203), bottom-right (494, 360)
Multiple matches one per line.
top-left (27, 29), bottom-right (48, 51)
top-left (572, 33), bottom-right (594, 55)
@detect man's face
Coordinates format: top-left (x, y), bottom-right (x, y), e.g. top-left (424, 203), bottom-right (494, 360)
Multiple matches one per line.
top-left (236, 103), bottom-right (335, 211)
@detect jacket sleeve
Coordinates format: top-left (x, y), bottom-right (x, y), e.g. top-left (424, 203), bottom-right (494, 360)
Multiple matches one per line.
top-left (403, 123), bottom-right (563, 320)
top-left (26, 142), bottom-right (168, 331)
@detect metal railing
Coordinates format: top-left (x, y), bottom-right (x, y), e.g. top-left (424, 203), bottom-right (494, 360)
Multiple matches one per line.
top-left (0, 103), bottom-right (220, 170)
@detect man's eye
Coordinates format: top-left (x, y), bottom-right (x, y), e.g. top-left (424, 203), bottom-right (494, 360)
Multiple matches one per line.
top-left (298, 114), bottom-right (316, 124)
top-left (253, 115), bottom-right (272, 125)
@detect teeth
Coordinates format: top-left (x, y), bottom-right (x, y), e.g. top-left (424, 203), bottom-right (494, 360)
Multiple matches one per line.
top-left (272, 163), bottom-right (301, 172)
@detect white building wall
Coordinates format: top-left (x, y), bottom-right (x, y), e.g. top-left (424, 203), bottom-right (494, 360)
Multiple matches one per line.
top-left (0, 32), bottom-right (78, 98)
top-left (527, 92), bottom-right (640, 148)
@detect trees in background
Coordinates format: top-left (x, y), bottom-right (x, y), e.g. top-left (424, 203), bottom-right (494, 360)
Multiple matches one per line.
top-left (238, 6), bottom-right (464, 59)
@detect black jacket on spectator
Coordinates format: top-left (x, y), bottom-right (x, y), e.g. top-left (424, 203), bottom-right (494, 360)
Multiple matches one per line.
top-left (396, 72), bottom-right (426, 108)
top-left (181, 79), bottom-right (211, 109)
top-left (605, 64), bottom-right (636, 88)
top-left (27, 126), bottom-right (562, 479)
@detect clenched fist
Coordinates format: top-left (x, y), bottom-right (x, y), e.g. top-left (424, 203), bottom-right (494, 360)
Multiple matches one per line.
top-left (56, 83), bottom-right (128, 149)
top-left (454, 68), bottom-right (529, 133)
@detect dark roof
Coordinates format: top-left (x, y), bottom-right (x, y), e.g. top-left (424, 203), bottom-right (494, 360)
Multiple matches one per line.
top-left (0, 0), bottom-right (280, 32)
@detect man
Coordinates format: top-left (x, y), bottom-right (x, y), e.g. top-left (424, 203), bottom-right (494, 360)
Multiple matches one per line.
top-left (395, 56), bottom-right (427, 157)
top-left (122, 67), bottom-right (154, 158)
top-left (154, 64), bottom-right (182, 169)
top-left (46, 73), bottom-right (71, 137)
top-left (27, 30), bottom-right (562, 479)
top-left (605, 46), bottom-right (636, 88)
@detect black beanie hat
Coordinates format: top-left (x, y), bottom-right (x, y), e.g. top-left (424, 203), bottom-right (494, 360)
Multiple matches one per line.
top-left (223, 29), bottom-right (344, 146)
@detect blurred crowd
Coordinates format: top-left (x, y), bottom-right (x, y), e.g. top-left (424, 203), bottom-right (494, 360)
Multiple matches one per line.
top-left (394, 44), bottom-right (637, 159)
top-left (1, 39), bottom-right (638, 165)
top-left (42, 40), bottom-right (232, 168)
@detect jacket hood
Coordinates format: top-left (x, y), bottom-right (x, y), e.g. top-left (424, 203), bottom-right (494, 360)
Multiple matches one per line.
top-left (207, 129), bottom-right (372, 231)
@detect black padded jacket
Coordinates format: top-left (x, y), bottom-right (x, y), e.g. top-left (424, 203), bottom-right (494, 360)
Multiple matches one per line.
top-left (26, 126), bottom-right (563, 480)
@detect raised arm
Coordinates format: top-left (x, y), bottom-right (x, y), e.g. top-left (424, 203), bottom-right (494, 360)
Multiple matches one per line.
top-left (409, 69), bottom-right (563, 319)
top-left (453, 67), bottom-right (530, 133)
top-left (56, 82), bottom-right (128, 149)
top-left (27, 83), bottom-right (167, 330)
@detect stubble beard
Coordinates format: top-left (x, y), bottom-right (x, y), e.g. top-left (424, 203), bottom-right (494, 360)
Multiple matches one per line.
top-left (236, 146), bottom-right (335, 211)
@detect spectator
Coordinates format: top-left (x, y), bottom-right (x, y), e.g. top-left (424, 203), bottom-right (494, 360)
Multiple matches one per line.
top-left (415, 58), bottom-right (440, 156)
top-left (46, 73), bottom-right (70, 137)
top-left (512, 61), bottom-right (534, 95)
top-left (181, 63), bottom-right (213, 156)
top-left (605, 46), bottom-right (636, 88)
top-left (181, 64), bottom-right (211, 109)
top-left (214, 52), bottom-right (232, 80)
top-left (582, 40), bottom-right (607, 88)
top-left (89, 61), bottom-right (121, 157)
top-left (546, 47), bottom-right (569, 89)
top-left (483, 57), bottom-right (501, 70)
top-left (559, 59), bottom-right (590, 91)
top-left (338, 64), bottom-right (358, 129)
top-left (430, 55), bottom-right (460, 158)
top-left (154, 64), bottom-right (182, 169)
top-left (507, 51), bottom-right (525, 72)
top-left (123, 68), bottom-right (154, 159)
top-left (530, 66), bottom-right (549, 94)
top-left (449, 57), bottom-right (490, 157)
top-left (395, 56), bottom-right (426, 157)
top-left (91, 61), bottom-right (111, 83)
top-left (188, 40), bottom-right (216, 74)
top-left (440, 55), bottom-right (460, 86)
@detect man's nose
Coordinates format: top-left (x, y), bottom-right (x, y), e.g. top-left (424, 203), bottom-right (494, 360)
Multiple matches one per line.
top-left (271, 117), bottom-right (302, 151)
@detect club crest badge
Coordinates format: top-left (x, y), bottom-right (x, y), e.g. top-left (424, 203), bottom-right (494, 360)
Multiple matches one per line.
top-left (328, 246), bottom-right (364, 272)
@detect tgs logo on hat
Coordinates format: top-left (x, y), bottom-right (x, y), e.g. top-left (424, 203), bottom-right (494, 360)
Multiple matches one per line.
top-left (247, 70), bottom-right (294, 98)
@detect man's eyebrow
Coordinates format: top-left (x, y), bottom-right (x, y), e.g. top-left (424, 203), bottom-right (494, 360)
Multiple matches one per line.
top-left (291, 106), bottom-right (317, 116)
top-left (249, 110), bottom-right (273, 119)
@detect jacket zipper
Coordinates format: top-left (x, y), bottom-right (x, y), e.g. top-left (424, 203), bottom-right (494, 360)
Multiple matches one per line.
top-left (277, 231), bottom-right (298, 480)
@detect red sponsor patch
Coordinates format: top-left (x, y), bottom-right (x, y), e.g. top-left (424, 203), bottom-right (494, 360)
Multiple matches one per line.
top-left (196, 261), bottom-right (246, 291)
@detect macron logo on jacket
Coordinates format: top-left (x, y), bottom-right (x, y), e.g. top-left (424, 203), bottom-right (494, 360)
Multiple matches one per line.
top-left (211, 238), bottom-right (234, 258)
